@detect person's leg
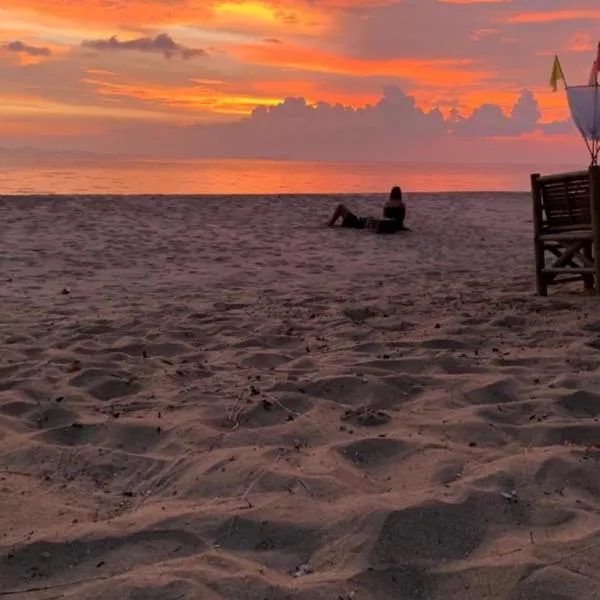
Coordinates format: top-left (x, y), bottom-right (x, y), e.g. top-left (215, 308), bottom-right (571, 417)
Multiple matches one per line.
top-left (327, 203), bottom-right (351, 227)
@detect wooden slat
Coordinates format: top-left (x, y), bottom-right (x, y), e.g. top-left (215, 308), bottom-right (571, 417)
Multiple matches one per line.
top-left (539, 231), bottom-right (593, 241)
top-left (538, 170), bottom-right (588, 184)
top-left (544, 199), bottom-right (590, 206)
top-left (547, 276), bottom-right (587, 285)
top-left (543, 225), bottom-right (593, 233)
top-left (542, 185), bottom-right (589, 193)
top-left (545, 217), bottom-right (591, 228)
top-left (543, 181), bottom-right (588, 189)
top-left (543, 267), bottom-right (594, 274)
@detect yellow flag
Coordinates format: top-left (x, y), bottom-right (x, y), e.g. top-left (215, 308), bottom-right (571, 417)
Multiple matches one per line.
top-left (550, 55), bottom-right (565, 92)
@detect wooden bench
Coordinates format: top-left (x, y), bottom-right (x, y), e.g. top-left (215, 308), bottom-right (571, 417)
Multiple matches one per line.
top-left (531, 166), bottom-right (600, 295)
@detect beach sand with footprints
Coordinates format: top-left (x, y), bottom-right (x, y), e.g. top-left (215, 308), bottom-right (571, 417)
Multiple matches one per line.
top-left (1, 192), bottom-right (600, 599)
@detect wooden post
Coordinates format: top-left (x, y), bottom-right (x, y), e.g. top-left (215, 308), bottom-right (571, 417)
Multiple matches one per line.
top-left (590, 165), bottom-right (600, 295)
top-left (583, 242), bottom-right (594, 290)
top-left (531, 173), bottom-right (546, 296)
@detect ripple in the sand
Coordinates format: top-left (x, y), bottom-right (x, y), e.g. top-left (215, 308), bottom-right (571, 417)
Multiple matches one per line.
top-left (542, 423), bottom-right (600, 447)
top-left (73, 580), bottom-right (197, 600)
top-left (38, 421), bottom-right (163, 452)
top-left (237, 393), bottom-right (314, 428)
top-left (73, 322), bottom-right (116, 336)
top-left (477, 400), bottom-right (542, 426)
top-left (431, 460), bottom-right (466, 485)
top-left (0, 364), bottom-right (23, 380)
top-left (14, 443), bottom-right (167, 489)
top-left (349, 566), bottom-right (428, 600)
top-left (360, 358), bottom-right (430, 376)
top-left (427, 420), bottom-right (509, 448)
top-left (535, 455), bottom-right (600, 501)
top-left (463, 378), bottom-right (518, 405)
top-left (556, 390), bottom-right (600, 418)
top-left (371, 489), bottom-right (573, 567)
top-left (0, 529), bottom-right (205, 589)
top-left (510, 565), bottom-right (593, 600)
top-left (38, 422), bottom-right (105, 446)
top-left (26, 406), bottom-right (79, 429)
top-left (371, 497), bottom-right (487, 565)
top-left (70, 368), bottom-right (141, 400)
top-left (435, 355), bottom-right (488, 375)
top-left (214, 516), bottom-right (319, 566)
top-left (490, 314), bottom-right (529, 330)
top-left (0, 378), bottom-right (24, 392)
top-left (111, 341), bottom-right (191, 358)
top-left (242, 351), bottom-right (294, 369)
top-left (235, 334), bottom-right (303, 350)
top-left (420, 337), bottom-right (470, 350)
top-left (583, 319), bottom-right (600, 333)
top-left (342, 306), bottom-right (378, 323)
top-left (302, 376), bottom-right (402, 407)
top-left (102, 422), bottom-right (165, 453)
top-left (0, 400), bottom-right (37, 417)
top-left (337, 437), bottom-right (414, 470)
top-left (341, 406), bottom-right (392, 427)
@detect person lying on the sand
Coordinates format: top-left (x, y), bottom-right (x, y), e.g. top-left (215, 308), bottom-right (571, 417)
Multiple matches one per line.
top-left (326, 186), bottom-right (408, 233)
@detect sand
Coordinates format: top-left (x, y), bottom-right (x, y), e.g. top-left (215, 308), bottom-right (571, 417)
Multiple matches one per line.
top-left (1, 191), bottom-right (600, 599)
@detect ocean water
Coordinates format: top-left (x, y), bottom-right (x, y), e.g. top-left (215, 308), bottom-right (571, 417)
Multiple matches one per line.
top-left (0, 156), bottom-right (581, 195)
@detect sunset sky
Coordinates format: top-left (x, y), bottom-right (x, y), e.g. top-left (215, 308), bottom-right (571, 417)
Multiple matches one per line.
top-left (1, 0), bottom-right (600, 162)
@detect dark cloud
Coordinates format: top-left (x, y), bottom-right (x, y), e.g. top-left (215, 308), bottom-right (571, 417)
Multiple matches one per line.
top-left (81, 33), bottom-right (207, 60)
top-left (2, 40), bottom-right (52, 57)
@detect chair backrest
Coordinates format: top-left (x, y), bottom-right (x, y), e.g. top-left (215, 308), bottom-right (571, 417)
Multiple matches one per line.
top-left (537, 170), bottom-right (591, 230)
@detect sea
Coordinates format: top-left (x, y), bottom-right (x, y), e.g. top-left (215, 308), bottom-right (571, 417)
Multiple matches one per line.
top-left (0, 155), bottom-right (582, 195)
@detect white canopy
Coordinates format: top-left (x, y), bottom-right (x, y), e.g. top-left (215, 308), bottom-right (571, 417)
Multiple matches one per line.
top-left (567, 85), bottom-right (600, 141)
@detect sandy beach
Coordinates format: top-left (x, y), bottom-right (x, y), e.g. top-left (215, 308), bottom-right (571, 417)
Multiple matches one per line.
top-left (2, 191), bottom-right (600, 600)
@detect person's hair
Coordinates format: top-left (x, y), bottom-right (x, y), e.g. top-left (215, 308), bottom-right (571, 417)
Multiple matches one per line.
top-left (390, 186), bottom-right (402, 200)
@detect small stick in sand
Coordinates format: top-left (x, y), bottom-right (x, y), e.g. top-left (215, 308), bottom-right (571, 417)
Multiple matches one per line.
top-left (548, 539), bottom-right (600, 568)
top-left (240, 448), bottom-right (287, 509)
top-left (241, 472), bottom-right (265, 509)
top-left (226, 391), bottom-right (246, 430)
top-left (297, 478), bottom-right (314, 496)
top-left (262, 391), bottom-right (323, 432)
top-left (0, 470), bottom-right (33, 478)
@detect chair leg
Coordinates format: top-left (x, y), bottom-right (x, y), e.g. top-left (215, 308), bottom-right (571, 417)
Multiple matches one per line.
top-left (584, 242), bottom-right (594, 290)
top-left (535, 238), bottom-right (548, 296)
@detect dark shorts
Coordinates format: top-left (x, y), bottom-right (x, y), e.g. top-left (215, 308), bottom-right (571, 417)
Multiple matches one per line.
top-left (341, 211), bottom-right (366, 229)
top-left (375, 218), bottom-right (402, 234)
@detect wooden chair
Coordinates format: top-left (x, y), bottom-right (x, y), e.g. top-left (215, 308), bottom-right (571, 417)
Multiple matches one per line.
top-left (531, 166), bottom-right (600, 296)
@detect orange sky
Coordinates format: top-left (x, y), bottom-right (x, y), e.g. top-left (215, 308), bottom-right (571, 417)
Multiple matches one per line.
top-left (0, 0), bottom-right (599, 159)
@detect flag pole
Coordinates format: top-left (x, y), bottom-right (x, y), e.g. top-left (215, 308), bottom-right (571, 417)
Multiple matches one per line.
top-left (560, 55), bottom-right (568, 90)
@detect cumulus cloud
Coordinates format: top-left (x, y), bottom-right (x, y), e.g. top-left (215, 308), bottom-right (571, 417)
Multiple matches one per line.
top-left (81, 33), bottom-right (207, 60)
top-left (92, 85), bottom-right (567, 161)
top-left (0, 83), bottom-right (579, 162)
top-left (167, 86), bottom-right (561, 159)
top-left (199, 85), bottom-right (446, 160)
top-left (1, 40), bottom-right (52, 57)
top-left (451, 90), bottom-right (542, 137)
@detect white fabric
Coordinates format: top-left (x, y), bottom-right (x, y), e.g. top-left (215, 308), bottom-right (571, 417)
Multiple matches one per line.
top-left (567, 86), bottom-right (600, 141)
top-left (589, 61), bottom-right (598, 86)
